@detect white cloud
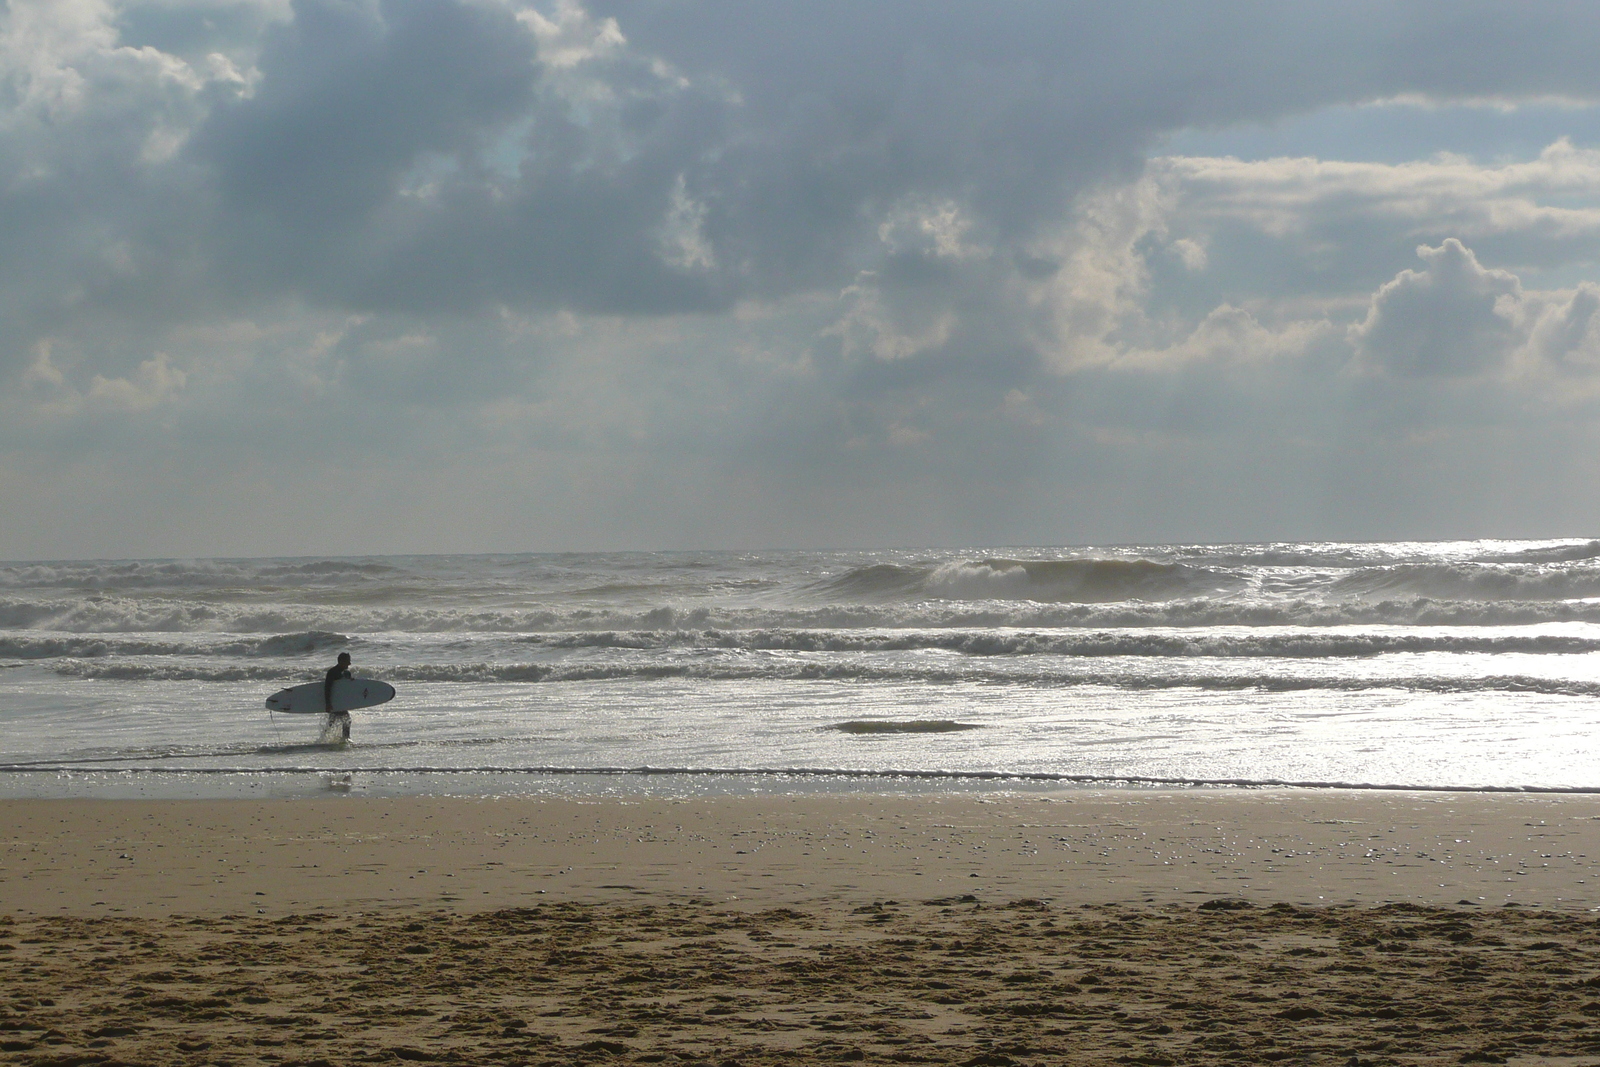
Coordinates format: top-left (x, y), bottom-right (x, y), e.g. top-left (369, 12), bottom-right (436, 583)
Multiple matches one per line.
top-left (877, 198), bottom-right (985, 261)
top-left (518, 0), bottom-right (625, 70)
top-left (1159, 139), bottom-right (1600, 230)
top-left (1152, 140), bottom-right (1600, 290)
top-left (0, 0), bottom-right (240, 134)
top-left (18, 346), bottom-right (188, 419)
top-left (657, 173), bottom-right (715, 271)
top-left (23, 340), bottom-right (64, 387)
top-left (1020, 178), bottom-right (1167, 371)
top-left (1168, 237), bottom-right (1207, 271)
top-left (1526, 282), bottom-right (1600, 373)
top-left (826, 274), bottom-right (957, 363)
top-left (1350, 239), bottom-right (1522, 377)
top-left (86, 352), bottom-right (187, 410)
top-left (1127, 305), bottom-right (1333, 372)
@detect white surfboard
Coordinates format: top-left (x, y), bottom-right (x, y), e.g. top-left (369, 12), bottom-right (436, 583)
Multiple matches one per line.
top-left (265, 678), bottom-right (396, 714)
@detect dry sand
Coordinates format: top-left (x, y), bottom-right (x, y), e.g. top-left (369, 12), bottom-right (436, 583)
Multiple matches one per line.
top-left (6, 788), bottom-right (1600, 1065)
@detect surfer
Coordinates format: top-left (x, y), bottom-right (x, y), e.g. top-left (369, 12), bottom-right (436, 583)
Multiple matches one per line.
top-left (324, 652), bottom-right (353, 740)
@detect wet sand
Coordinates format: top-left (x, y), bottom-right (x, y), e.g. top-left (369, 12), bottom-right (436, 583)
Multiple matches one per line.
top-left (6, 789), bottom-right (1600, 1065)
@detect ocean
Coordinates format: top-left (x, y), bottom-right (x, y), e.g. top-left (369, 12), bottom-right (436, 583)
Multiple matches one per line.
top-left (4, 540), bottom-right (1600, 798)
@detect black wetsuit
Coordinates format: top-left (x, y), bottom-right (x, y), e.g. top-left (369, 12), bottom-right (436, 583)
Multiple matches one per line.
top-left (325, 661), bottom-right (352, 738)
top-left (324, 662), bottom-right (351, 711)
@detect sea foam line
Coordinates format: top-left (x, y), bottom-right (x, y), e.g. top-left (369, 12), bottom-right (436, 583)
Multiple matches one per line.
top-left (0, 763), bottom-right (1596, 794)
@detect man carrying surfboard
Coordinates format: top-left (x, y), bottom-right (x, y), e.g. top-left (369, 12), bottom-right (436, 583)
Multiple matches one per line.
top-left (325, 652), bottom-right (353, 740)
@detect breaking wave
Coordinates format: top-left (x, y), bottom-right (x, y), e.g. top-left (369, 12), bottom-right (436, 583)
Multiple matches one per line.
top-left (1479, 540), bottom-right (1600, 564)
top-left (13, 593), bottom-right (1600, 634)
top-left (1167, 539), bottom-right (1600, 569)
top-left (817, 557), bottom-right (1242, 603)
top-left (16, 626), bottom-right (1600, 665)
top-left (0, 631), bottom-right (348, 659)
top-left (1332, 562), bottom-right (1600, 601)
top-left (10, 543), bottom-right (1600, 638)
top-left (0, 558), bottom-right (407, 591)
top-left (520, 628), bottom-right (1600, 657)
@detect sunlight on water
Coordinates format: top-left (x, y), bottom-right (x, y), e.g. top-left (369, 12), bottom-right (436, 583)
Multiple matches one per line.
top-left (5, 541), bottom-right (1600, 796)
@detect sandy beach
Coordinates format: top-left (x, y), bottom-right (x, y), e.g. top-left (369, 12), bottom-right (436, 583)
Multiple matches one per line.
top-left (7, 788), bottom-right (1600, 1065)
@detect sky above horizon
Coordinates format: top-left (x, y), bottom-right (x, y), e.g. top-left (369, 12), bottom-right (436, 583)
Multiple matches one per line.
top-left (10, 1), bottom-right (1600, 559)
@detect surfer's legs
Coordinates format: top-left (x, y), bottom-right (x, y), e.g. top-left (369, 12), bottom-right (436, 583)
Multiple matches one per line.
top-left (338, 712), bottom-right (351, 740)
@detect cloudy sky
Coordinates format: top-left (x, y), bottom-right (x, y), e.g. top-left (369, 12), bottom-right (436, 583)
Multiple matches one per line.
top-left (10, 0), bottom-right (1600, 558)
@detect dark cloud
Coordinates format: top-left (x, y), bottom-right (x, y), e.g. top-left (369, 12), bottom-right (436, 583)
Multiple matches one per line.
top-left (165, 1), bottom-right (1600, 319)
top-left (193, 0), bottom-right (540, 283)
top-left (203, 0), bottom-right (538, 217)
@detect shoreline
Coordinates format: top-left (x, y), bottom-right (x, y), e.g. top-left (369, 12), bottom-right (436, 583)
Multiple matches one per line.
top-left (11, 764), bottom-right (1600, 793)
top-left (7, 766), bottom-right (1600, 807)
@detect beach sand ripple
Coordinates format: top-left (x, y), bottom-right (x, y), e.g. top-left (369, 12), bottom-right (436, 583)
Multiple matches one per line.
top-left (7, 899), bottom-right (1600, 1066)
